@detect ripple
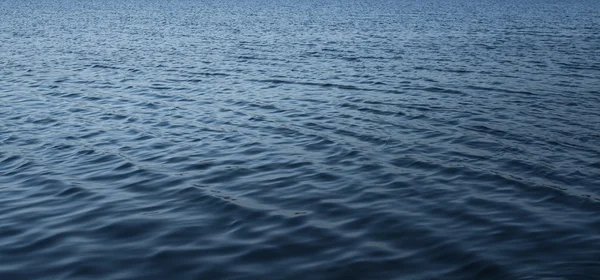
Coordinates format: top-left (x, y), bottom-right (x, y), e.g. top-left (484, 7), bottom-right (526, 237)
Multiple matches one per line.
top-left (1, 0), bottom-right (600, 279)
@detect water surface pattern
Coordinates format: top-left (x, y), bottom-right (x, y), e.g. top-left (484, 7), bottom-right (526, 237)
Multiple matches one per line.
top-left (1, 0), bottom-right (600, 279)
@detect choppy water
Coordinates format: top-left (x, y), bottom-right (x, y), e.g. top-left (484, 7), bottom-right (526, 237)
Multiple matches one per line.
top-left (2, 0), bottom-right (600, 279)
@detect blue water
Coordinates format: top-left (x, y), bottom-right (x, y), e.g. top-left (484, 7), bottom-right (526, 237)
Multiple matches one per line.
top-left (1, 0), bottom-right (600, 279)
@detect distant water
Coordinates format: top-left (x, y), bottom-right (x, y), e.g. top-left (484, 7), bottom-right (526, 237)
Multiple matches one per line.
top-left (1, 0), bottom-right (600, 279)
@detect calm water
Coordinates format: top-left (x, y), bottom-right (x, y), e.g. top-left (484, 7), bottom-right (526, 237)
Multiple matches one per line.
top-left (1, 0), bottom-right (600, 279)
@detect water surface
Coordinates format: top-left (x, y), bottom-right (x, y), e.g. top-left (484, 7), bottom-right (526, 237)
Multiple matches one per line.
top-left (1, 0), bottom-right (600, 279)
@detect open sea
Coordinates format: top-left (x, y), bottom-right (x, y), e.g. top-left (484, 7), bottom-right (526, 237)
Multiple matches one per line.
top-left (1, 0), bottom-right (600, 279)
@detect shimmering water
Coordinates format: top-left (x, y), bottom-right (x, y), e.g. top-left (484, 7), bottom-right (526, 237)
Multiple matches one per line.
top-left (2, 0), bottom-right (600, 279)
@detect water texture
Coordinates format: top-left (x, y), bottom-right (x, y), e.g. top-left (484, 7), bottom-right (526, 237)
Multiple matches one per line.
top-left (1, 0), bottom-right (600, 279)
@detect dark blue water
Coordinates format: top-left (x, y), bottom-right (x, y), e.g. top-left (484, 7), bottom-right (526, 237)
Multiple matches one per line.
top-left (2, 0), bottom-right (600, 279)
